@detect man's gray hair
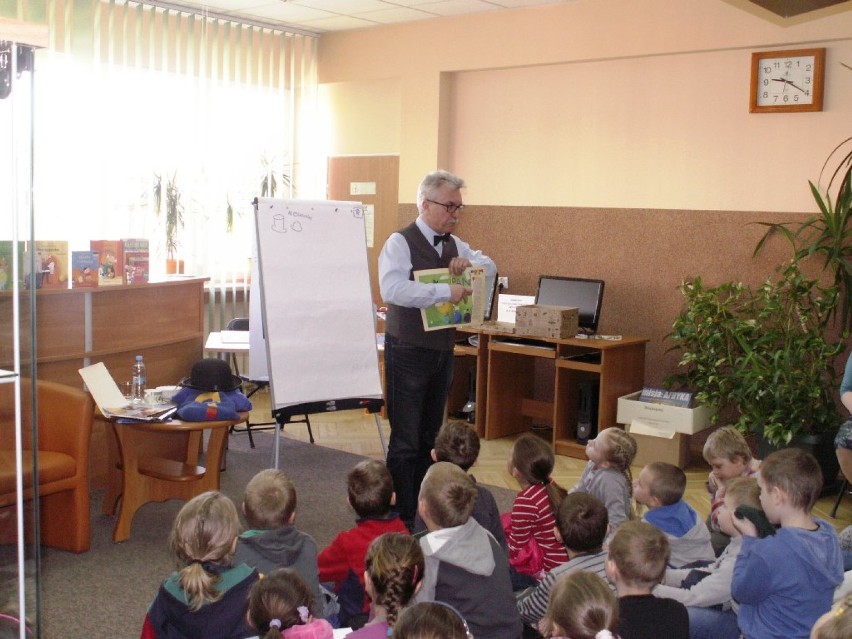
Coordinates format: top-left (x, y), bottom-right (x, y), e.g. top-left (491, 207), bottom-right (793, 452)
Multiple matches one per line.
top-left (417, 170), bottom-right (465, 213)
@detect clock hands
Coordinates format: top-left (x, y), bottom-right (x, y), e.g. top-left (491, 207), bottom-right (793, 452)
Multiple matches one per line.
top-left (770, 78), bottom-right (808, 94)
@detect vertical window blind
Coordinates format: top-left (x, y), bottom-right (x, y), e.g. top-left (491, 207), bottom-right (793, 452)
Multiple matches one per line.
top-left (17, 0), bottom-right (318, 280)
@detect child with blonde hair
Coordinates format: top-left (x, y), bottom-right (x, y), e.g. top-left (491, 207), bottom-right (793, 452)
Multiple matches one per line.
top-left (571, 427), bottom-right (637, 533)
top-left (539, 571), bottom-right (619, 639)
top-left (505, 434), bottom-right (569, 583)
top-left (349, 533), bottom-right (425, 639)
top-left (606, 521), bottom-right (688, 639)
top-left (703, 426), bottom-right (761, 554)
top-left (247, 568), bottom-right (334, 639)
top-left (141, 491), bottom-right (259, 639)
top-left (654, 477), bottom-right (763, 639)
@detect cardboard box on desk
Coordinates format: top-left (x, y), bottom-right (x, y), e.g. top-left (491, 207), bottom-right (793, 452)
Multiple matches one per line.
top-left (618, 391), bottom-right (713, 468)
top-left (515, 305), bottom-right (578, 339)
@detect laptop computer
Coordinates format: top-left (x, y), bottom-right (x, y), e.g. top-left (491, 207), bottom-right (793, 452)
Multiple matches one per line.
top-left (78, 362), bottom-right (177, 421)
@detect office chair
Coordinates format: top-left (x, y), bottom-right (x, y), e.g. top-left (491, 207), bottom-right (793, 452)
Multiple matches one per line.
top-left (225, 317), bottom-right (314, 448)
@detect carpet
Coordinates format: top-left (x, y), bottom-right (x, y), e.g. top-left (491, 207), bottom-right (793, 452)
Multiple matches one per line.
top-left (39, 431), bottom-right (515, 638)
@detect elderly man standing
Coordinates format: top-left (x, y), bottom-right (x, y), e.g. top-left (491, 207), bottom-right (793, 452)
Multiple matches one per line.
top-left (378, 170), bottom-right (496, 528)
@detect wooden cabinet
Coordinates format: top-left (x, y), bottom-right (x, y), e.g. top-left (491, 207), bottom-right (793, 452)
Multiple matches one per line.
top-left (0, 278), bottom-right (207, 486)
top-left (448, 329), bottom-right (647, 459)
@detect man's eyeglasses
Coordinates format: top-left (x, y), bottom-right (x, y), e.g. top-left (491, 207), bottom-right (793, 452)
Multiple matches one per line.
top-left (425, 199), bottom-right (465, 214)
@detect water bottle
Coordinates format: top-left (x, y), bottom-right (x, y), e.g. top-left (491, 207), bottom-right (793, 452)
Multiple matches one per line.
top-left (131, 355), bottom-right (147, 402)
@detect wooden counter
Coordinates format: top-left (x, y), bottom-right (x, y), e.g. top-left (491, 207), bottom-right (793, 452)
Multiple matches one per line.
top-left (0, 277), bottom-right (207, 487)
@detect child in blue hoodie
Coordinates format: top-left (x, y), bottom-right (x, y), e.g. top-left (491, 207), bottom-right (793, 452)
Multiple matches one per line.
top-left (633, 461), bottom-right (715, 567)
top-left (732, 448), bottom-right (843, 639)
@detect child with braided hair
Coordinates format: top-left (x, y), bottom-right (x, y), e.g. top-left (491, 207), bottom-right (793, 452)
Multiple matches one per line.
top-left (570, 427), bottom-right (637, 535)
top-left (247, 568), bottom-right (334, 639)
top-left (348, 533), bottom-right (425, 638)
top-left (539, 571), bottom-right (620, 639)
top-left (505, 434), bottom-right (570, 585)
top-left (141, 491), bottom-right (259, 639)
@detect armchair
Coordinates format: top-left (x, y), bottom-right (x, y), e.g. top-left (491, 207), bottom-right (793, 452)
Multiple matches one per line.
top-left (0, 379), bottom-right (94, 552)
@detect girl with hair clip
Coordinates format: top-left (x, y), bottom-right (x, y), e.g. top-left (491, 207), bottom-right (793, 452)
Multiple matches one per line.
top-left (247, 568), bottom-right (334, 639)
top-left (349, 533), bottom-right (425, 639)
top-left (141, 491), bottom-right (259, 639)
top-left (540, 571), bottom-right (620, 639)
top-left (505, 434), bottom-right (570, 585)
top-left (570, 427), bottom-right (637, 535)
top-left (392, 602), bottom-right (472, 639)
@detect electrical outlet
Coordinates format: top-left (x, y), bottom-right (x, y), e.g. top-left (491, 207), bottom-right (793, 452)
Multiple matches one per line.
top-left (497, 276), bottom-right (509, 290)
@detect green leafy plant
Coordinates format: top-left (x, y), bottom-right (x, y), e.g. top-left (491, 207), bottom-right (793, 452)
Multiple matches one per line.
top-left (753, 139), bottom-right (852, 332)
top-left (260, 154), bottom-right (291, 198)
top-left (153, 172), bottom-right (184, 259)
top-left (666, 261), bottom-right (844, 447)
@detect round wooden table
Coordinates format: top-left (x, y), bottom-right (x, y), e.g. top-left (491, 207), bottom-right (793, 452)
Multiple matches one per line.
top-left (98, 412), bottom-right (248, 543)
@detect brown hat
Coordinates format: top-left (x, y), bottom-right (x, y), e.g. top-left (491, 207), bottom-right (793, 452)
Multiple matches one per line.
top-left (179, 358), bottom-right (242, 392)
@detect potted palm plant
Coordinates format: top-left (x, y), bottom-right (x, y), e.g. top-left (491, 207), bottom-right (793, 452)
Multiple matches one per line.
top-left (153, 172), bottom-right (184, 274)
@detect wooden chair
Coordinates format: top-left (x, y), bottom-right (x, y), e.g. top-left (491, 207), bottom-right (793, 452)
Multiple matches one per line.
top-left (225, 317), bottom-right (313, 447)
top-left (0, 379), bottom-right (94, 553)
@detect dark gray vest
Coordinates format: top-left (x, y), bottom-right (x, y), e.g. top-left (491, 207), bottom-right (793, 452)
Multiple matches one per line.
top-left (385, 222), bottom-right (459, 351)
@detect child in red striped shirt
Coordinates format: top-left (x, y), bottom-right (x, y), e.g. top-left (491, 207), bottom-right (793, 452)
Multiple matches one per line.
top-left (505, 434), bottom-right (569, 586)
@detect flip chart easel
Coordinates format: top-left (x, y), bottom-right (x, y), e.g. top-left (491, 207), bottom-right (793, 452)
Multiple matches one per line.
top-left (253, 198), bottom-right (386, 468)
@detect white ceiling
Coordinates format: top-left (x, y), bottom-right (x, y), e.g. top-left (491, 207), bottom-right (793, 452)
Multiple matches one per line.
top-left (148, 0), bottom-right (852, 34)
top-left (147, 0), bottom-right (579, 34)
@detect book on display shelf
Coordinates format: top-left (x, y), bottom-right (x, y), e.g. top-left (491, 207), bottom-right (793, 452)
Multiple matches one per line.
top-left (90, 240), bottom-right (124, 286)
top-left (71, 251), bottom-right (99, 288)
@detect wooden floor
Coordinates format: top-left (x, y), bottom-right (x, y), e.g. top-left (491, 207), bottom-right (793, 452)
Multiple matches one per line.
top-left (248, 388), bottom-right (852, 531)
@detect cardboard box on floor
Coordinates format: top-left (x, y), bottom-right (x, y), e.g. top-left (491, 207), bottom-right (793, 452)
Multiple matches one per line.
top-left (617, 391), bottom-right (712, 469)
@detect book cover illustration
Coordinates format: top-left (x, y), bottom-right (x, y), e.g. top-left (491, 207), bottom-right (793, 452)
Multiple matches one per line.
top-left (122, 238), bottom-right (149, 284)
top-left (414, 266), bottom-right (487, 332)
top-left (90, 240), bottom-right (124, 286)
top-left (71, 251), bottom-right (100, 288)
top-left (0, 241), bottom-right (23, 291)
top-left (25, 240), bottom-right (69, 289)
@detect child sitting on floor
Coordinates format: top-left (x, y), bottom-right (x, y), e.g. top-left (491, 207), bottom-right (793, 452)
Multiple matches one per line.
top-left (234, 469), bottom-right (335, 621)
top-left (347, 532), bottom-right (424, 639)
top-left (732, 448), bottom-right (843, 639)
top-left (517, 492), bottom-right (614, 629)
top-left (539, 571), bottom-right (619, 639)
top-left (570, 427), bottom-right (637, 535)
top-left (633, 461), bottom-right (715, 567)
top-left (141, 491), bottom-right (259, 639)
top-left (318, 460), bottom-right (408, 629)
top-left (505, 433), bottom-right (569, 584)
top-left (703, 426), bottom-right (761, 555)
top-left (416, 462), bottom-right (522, 639)
top-left (653, 476), bottom-right (764, 639)
top-left (413, 420), bottom-right (507, 552)
top-left (393, 602), bottom-right (472, 639)
top-left (606, 520), bottom-right (688, 639)
top-left (246, 568), bottom-right (334, 639)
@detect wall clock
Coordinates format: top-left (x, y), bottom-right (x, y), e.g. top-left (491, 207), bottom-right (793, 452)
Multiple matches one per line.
top-left (749, 48), bottom-right (825, 113)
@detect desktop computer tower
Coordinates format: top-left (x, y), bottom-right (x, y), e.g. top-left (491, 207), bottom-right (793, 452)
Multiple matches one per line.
top-left (576, 380), bottom-right (600, 444)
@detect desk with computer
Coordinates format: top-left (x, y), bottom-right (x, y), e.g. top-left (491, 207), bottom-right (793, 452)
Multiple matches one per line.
top-left (450, 275), bottom-right (648, 460)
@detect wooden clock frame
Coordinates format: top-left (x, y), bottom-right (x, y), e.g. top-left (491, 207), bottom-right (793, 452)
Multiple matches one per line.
top-left (749, 47), bottom-right (825, 114)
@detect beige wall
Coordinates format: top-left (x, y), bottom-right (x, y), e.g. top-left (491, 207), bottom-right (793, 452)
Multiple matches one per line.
top-left (318, 0), bottom-right (852, 210)
top-left (317, 0), bottom-right (852, 388)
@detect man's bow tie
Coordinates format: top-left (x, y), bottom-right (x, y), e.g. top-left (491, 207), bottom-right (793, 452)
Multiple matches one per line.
top-left (433, 233), bottom-right (451, 246)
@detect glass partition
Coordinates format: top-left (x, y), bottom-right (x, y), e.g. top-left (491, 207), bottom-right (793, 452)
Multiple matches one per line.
top-left (0, 29), bottom-right (40, 638)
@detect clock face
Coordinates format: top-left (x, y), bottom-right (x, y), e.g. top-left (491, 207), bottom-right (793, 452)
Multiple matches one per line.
top-left (750, 48), bottom-right (825, 113)
top-left (756, 55), bottom-right (816, 106)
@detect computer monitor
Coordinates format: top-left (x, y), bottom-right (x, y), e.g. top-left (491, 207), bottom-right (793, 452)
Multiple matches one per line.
top-left (535, 275), bottom-right (605, 334)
